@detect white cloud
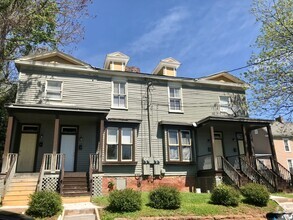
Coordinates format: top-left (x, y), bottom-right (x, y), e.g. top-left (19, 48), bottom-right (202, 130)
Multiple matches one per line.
top-left (129, 6), bottom-right (189, 54)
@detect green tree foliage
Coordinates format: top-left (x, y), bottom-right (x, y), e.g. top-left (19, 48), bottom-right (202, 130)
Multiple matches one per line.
top-left (245, 0), bottom-right (293, 120)
top-left (0, 85), bottom-right (16, 153)
top-left (0, 0), bottom-right (92, 84)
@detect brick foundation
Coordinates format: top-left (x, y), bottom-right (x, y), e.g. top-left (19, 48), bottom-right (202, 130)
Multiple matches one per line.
top-left (102, 175), bottom-right (196, 194)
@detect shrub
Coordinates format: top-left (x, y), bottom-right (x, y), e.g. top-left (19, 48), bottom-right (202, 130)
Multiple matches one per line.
top-left (210, 184), bottom-right (240, 206)
top-left (26, 191), bottom-right (62, 218)
top-left (241, 183), bottom-right (270, 207)
top-left (148, 186), bottom-right (181, 209)
top-left (108, 188), bottom-right (142, 212)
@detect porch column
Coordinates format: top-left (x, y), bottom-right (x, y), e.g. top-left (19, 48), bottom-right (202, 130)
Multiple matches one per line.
top-left (241, 125), bottom-right (249, 158)
top-left (97, 119), bottom-right (104, 172)
top-left (209, 125), bottom-right (216, 170)
top-left (246, 129), bottom-right (256, 167)
top-left (1, 116), bottom-right (14, 173)
top-left (267, 125), bottom-right (279, 174)
top-left (52, 115), bottom-right (59, 172)
top-left (52, 115), bottom-right (60, 154)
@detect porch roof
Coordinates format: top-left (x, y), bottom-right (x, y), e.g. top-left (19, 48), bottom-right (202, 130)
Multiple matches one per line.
top-left (159, 121), bottom-right (193, 126)
top-left (106, 118), bottom-right (142, 124)
top-left (197, 116), bottom-right (273, 129)
top-left (6, 103), bottom-right (110, 115)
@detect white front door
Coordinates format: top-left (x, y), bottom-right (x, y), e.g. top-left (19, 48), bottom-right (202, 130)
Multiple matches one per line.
top-left (60, 134), bottom-right (76, 171)
top-left (17, 133), bottom-right (38, 172)
top-left (214, 133), bottom-right (224, 170)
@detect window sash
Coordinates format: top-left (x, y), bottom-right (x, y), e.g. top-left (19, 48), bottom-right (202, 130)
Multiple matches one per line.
top-left (46, 80), bottom-right (62, 100)
top-left (107, 144), bottom-right (118, 161)
top-left (284, 139), bottom-right (290, 152)
top-left (169, 87), bottom-right (182, 111)
top-left (106, 127), bottom-right (134, 162)
top-left (168, 129), bottom-right (192, 162)
top-left (113, 82), bottom-right (127, 108)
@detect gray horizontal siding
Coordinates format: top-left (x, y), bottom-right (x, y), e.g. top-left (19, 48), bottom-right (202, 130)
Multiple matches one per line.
top-left (16, 67), bottom-right (246, 175)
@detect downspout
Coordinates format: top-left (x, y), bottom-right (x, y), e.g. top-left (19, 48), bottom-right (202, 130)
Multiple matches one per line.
top-left (147, 81), bottom-right (152, 157)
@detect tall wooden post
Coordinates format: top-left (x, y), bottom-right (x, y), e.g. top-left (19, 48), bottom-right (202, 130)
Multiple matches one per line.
top-left (1, 116), bottom-right (14, 173)
top-left (210, 125), bottom-right (216, 170)
top-left (241, 125), bottom-right (249, 158)
top-left (267, 125), bottom-right (279, 175)
top-left (52, 115), bottom-right (60, 172)
top-left (97, 119), bottom-right (104, 173)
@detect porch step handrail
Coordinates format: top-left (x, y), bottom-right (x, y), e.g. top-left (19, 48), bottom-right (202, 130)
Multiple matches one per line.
top-left (89, 153), bottom-right (99, 196)
top-left (271, 157), bottom-right (293, 187)
top-left (59, 154), bottom-right (65, 194)
top-left (3, 153), bottom-right (18, 196)
top-left (240, 156), bottom-right (275, 192)
top-left (253, 157), bottom-right (278, 191)
top-left (37, 153), bottom-right (64, 192)
top-left (220, 156), bottom-right (242, 188)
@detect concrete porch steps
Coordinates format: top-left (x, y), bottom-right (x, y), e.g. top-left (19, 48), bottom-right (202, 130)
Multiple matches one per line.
top-left (2, 173), bottom-right (39, 206)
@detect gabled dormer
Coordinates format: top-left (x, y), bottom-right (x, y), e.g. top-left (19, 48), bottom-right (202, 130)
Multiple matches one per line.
top-left (15, 50), bottom-right (91, 67)
top-left (104, 52), bottom-right (130, 71)
top-left (152, 57), bottom-right (181, 77)
top-left (199, 71), bottom-right (246, 84)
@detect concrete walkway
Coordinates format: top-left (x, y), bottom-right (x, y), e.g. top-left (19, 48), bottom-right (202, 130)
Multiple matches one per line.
top-left (270, 195), bottom-right (293, 213)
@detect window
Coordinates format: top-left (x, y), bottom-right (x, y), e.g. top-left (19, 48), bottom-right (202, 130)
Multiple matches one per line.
top-left (106, 127), bottom-right (134, 162)
top-left (169, 86), bottom-right (183, 112)
top-left (288, 159), bottom-right (293, 173)
top-left (112, 81), bottom-right (127, 108)
top-left (167, 130), bottom-right (192, 162)
top-left (219, 96), bottom-right (231, 114)
top-left (284, 138), bottom-right (291, 152)
top-left (45, 80), bottom-right (63, 100)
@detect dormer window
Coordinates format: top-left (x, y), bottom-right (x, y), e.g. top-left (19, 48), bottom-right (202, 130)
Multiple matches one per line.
top-left (152, 57), bottom-right (180, 77)
top-left (104, 52), bottom-right (130, 71)
top-left (45, 80), bottom-right (63, 100)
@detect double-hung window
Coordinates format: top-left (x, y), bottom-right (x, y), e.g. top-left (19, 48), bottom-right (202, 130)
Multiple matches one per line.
top-left (169, 86), bottom-right (183, 112)
top-left (284, 138), bottom-right (291, 152)
top-left (168, 129), bottom-right (192, 162)
top-left (45, 80), bottom-right (63, 100)
top-left (219, 96), bottom-right (231, 114)
top-left (112, 81), bottom-right (127, 108)
top-left (106, 127), bottom-right (134, 162)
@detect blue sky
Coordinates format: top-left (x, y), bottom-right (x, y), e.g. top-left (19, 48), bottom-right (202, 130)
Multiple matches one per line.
top-left (70, 0), bottom-right (260, 79)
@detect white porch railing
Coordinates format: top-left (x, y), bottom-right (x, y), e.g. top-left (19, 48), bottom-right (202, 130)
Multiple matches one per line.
top-left (3, 153), bottom-right (18, 196)
top-left (37, 153), bottom-right (64, 191)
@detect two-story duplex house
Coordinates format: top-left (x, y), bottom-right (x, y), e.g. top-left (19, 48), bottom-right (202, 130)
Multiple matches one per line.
top-left (1, 50), bottom-right (290, 205)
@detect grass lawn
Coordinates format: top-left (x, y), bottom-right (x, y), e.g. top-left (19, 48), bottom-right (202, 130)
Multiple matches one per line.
top-left (92, 192), bottom-right (279, 220)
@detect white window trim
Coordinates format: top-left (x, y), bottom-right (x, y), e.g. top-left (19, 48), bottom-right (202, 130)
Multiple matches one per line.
top-left (181, 130), bottom-right (192, 162)
top-left (168, 130), bottom-right (180, 161)
top-left (45, 80), bottom-right (63, 101)
top-left (121, 128), bottom-right (133, 162)
top-left (168, 84), bottom-right (184, 113)
top-left (284, 138), bottom-right (291, 152)
top-left (288, 159), bottom-right (293, 171)
top-left (111, 79), bottom-right (128, 109)
top-left (219, 96), bottom-right (232, 114)
top-left (106, 127), bottom-right (119, 162)
top-left (167, 129), bottom-right (192, 162)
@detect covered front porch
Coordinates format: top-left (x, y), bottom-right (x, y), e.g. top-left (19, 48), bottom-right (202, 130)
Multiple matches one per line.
top-left (195, 116), bottom-right (291, 192)
top-left (1, 104), bottom-right (108, 198)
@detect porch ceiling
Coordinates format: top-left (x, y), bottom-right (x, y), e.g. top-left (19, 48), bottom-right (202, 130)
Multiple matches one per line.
top-left (197, 116), bottom-right (273, 130)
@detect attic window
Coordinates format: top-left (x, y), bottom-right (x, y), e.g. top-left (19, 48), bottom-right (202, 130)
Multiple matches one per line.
top-left (45, 80), bottom-right (63, 100)
top-left (219, 96), bottom-right (232, 115)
